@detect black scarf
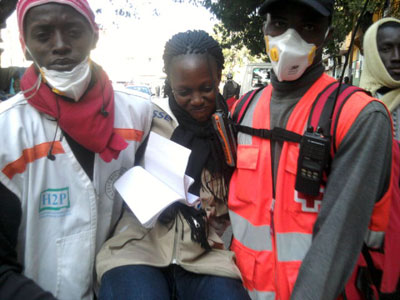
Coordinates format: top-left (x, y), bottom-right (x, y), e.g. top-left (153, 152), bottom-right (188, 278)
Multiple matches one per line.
top-left (169, 95), bottom-right (219, 195)
top-left (158, 94), bottom-right (229, 251)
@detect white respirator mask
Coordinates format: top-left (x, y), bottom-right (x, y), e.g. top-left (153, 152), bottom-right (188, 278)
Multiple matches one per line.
top-left (40, 56), bottom-right (92, 102)
top-left (265, 29), bottom-right (323, 82)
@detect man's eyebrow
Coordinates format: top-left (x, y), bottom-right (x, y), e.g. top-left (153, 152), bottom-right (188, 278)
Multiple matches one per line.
top-left (29, 24), bottom-right (53, 31)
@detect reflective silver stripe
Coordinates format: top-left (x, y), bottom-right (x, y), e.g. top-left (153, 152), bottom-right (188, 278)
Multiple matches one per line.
top-left (229, 210), bottom-right (272, 251)
top-left (276, 232), bottom-right (312, 262)
top-left (365, 230), bottom-right (385, 249)
top-left (238, 90), bottom-right (263, 145)
top-left (248, 289), bottom-right (276, 300)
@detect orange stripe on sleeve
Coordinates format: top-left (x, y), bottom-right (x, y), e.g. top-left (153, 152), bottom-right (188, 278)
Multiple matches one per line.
top-left (114, 128), bottom-right (144, 142)
top-left (2, 142), bottom-right (65, 180)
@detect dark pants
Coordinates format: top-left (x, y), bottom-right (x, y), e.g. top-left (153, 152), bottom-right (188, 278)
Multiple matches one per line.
top-left (98, 264), bottom-right (250, 300)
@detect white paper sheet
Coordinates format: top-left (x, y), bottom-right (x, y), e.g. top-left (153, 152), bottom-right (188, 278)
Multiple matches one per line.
top-left (115, 132), bottom-right (200, 228)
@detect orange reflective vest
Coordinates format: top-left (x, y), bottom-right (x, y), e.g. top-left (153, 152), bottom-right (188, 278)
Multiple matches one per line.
top-left (228, 74), bottom-right (393, 300)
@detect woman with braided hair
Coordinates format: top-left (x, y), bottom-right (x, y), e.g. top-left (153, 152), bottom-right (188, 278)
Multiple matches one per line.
top-left (96, 30), bottom-right (250, 300)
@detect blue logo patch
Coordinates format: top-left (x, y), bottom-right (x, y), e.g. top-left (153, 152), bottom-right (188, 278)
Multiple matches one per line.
top-left (39, 187), bottom-right (70, 217)
top-left (153, 110), bottom-right (173, 122)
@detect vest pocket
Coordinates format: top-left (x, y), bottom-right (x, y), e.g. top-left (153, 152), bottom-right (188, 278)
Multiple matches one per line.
top-left (56, 230), bottom-right (93, 299)
top-left (231, 238), bottom-right (256, 291)
top-left (235, 145), bottom-right (259, 203)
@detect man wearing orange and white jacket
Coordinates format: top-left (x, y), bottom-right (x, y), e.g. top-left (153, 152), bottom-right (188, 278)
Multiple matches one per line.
top-left (0, 1), bottom-right (152, 299)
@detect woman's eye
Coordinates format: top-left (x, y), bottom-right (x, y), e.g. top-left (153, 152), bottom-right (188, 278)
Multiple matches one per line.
top-left (202, 86), bottom-right (214, 93)
top-left (175, 90), bottom-right (191, 97)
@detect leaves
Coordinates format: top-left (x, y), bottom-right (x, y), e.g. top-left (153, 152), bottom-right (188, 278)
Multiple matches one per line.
top-left (176, 0), bottom-right (396, 59)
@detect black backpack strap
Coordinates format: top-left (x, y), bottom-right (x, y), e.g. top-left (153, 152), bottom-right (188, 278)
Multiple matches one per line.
top-left (329, 85), bottom-right (365, 153)
top-left (233, 83), bottom-right (366, 149)
top-left (361, 244), bottom-right (383, 292)
top-left (232, 87), bottom-right (264, 124)
top-left (233, 86), bottom-right (303, 144)
top-left (235, 125), bottom-right (302, 143)
top-left (308, 81), bottom-right (339, 136)
top-left (308, 82), bottom-right (365, 152)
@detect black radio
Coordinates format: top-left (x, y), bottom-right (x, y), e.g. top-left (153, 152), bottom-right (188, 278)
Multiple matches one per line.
top-left (295, 127), bottom-right (330, 196)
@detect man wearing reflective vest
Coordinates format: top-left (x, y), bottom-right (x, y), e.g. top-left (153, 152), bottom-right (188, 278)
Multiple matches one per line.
top-left (228, 1), bottom-right (393, 300)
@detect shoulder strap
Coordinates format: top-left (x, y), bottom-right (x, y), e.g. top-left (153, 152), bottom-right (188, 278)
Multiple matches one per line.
top-left (308, 82), bottom-right (365, 153)
top-left (329, 85), bottom-right (365, 153)
top-left (232, 87), bottom-right (264, 124)
top-left (361, 244), bottom-right (383, 293)
top-left (233, 85), bottom-right (303, 143)
top-left (233, 83), bottom-right (366, 149)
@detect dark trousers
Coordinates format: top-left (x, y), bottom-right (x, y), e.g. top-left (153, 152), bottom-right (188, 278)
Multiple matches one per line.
top-left (98, 264), bottom-right (251, 300)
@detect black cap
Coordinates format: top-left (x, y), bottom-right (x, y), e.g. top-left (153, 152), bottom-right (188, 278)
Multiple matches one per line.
top-left (260, 0), bottom-right (334, 17)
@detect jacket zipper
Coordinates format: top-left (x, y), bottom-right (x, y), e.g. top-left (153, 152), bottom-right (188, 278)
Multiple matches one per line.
top-left (270, 198), bottom-right (280, 298)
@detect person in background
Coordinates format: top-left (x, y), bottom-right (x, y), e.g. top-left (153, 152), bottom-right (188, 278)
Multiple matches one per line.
top-left (223, 72), bottom-right (240, 109)
top-left (253, 78), bottom-right (266, 88)
top-left (0, 0), bottom-right (152, 299)
top-left (9, 69), bottom-right (23, 96)
top-left (356, 17), bottom-right (400, 298)
top-left (0, 68), bottom-right (15, 100)
top-left (2, 68), bottom-right (24, 100)
top-left (96, 30), bottom-right (250, 300)
top-left (228, 1), bottom-right (392, 299)
top-left (360, 17), bottom-right (400, 139)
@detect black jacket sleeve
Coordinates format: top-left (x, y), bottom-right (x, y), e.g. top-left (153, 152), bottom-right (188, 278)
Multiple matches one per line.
top-left (0, 182), bottom-right (57, 300)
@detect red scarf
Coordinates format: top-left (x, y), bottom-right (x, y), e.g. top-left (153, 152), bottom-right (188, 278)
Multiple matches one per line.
top-left (20, 64), bottom-right (128, 162)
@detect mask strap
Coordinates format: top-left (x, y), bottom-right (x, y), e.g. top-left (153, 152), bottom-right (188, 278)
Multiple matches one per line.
top-left (21, 73), bottom-right (42, 101)
top-left (20, 47), bottom-right (43, 99)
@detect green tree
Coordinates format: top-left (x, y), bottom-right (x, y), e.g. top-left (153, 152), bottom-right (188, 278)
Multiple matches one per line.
top-left (212, 22), bottom-right (267, 79)
top-left (201, 0), bottom-right (265, 58)
top-left (178, 0), bottom-right (396, 58)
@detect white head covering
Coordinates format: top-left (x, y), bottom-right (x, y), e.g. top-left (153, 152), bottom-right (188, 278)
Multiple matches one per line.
top-left (360, 17), bottom-right (400, 112)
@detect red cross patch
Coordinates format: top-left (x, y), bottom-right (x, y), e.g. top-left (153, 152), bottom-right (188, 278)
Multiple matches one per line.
top-left (294, 188), bottom-right (324, 213)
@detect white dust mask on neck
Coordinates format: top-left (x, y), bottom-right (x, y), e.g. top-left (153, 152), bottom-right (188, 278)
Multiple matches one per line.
top-left (265, 29), bottom-right (319, 82)
top-left (41, 57), bottom-right (92, 102)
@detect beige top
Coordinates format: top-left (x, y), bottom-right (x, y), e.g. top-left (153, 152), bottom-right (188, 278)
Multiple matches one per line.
top-left (96, 98), bottom-right (241, 283)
